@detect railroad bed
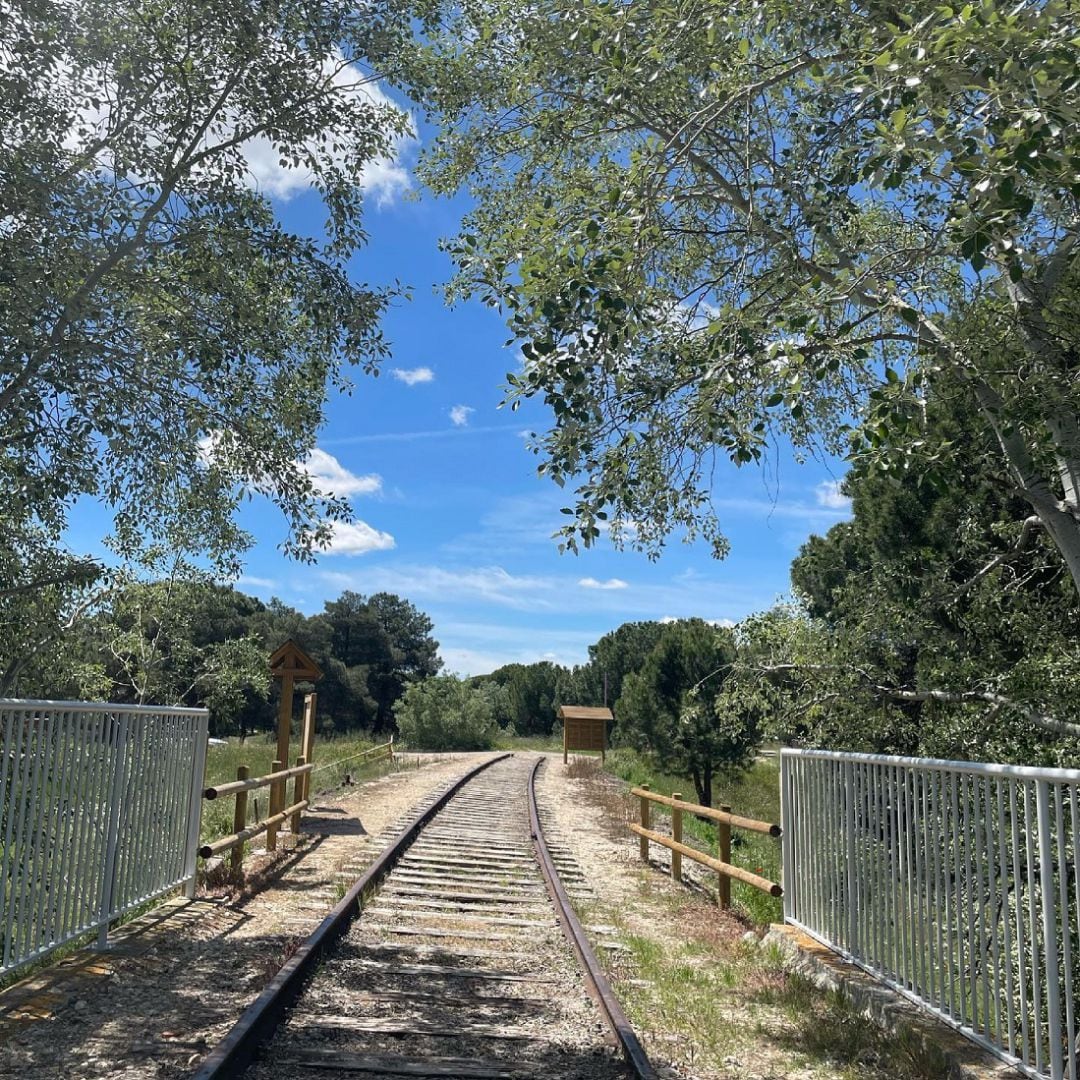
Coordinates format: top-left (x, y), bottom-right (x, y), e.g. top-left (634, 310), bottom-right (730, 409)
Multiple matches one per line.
top-left (196, 754), bottom-right (653, 1080)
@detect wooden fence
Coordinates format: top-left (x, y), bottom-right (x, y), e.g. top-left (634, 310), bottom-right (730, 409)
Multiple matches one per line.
top-left (200, 758), bottom-right (314, 869)
top-left (629, 785), bottom-right (782, 906)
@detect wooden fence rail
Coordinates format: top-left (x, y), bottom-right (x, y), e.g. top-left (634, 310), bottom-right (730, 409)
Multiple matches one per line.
top-left (629, 785), bottom-right (783, 906)
top-left (200, 760), bottom-right (315, 868)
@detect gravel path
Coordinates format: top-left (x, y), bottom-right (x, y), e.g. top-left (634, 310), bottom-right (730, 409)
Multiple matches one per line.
top-left (245, 753), bottom-right (630, 1080)
top-left (0, 753), bottom-right (503, 1080)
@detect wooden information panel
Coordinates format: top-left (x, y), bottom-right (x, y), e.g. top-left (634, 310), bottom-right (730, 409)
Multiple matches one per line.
top-left (559, 705), bottom-right (612, 763)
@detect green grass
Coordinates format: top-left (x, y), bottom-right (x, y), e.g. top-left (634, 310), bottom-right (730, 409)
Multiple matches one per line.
top-left (201, 732), bottom-right (403, 846)
top-left (491, 732), bottom-right (563, 751)
top-left (603, 747), bottom-right (784, 926)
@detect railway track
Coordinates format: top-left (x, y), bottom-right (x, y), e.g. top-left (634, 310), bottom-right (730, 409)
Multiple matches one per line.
top-left (193, 753), bottom-right (656, 1080)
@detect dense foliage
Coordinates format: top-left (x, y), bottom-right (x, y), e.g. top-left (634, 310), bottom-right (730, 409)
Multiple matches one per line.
top-left (1, 0), bottom-right (411, 687)
top-left (618, 619), bottom-right (760, 805)
top-left (404, 0), bottom-right (1080, 599)
top-left (393, 676), bottom-right (499, 751)
top-left (37, 583), bottom-right (440, 737)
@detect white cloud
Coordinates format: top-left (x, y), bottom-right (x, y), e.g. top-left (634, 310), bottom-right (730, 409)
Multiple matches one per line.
top-left (320, 564), bottom-right (552, 610)
top-left (321, 520), bottom-right (396, 556)
top-left (579, 577), bottom-right (629, 590)
top-left (241, 57), bottom-right (415, 204)
top-left (391, 366), bottom-right (435, 386)
top-left (449, 405), bottom-right (474, 427)
top-left (660, 615), bottom-right (736, 628)
top-left (815, 480), bottom-right (852, 511)
top-left (236, 574), bottom-right (278, 590)
top-left (301, 448), bottom-right (381, 499)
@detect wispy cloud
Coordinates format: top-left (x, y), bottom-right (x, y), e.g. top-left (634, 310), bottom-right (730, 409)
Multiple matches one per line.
top-left (449, 405), bottom-right (474, 427)
top-left (815, 480), bottom-right (852, 511)
top-left (301, 448), bottom-right (381, 499)
top-left (236, 574), bottom-right (278, 590)
top-left (579, 577), bottom-right (628, 590)
top-left (320, 564), bottom-right (553, 610)
top-left (322, 424), bottom-right (521, 447)
top-left (391, 366), bottom-right (435, 386)
top-left (320, 520), bottom-right (396, 556)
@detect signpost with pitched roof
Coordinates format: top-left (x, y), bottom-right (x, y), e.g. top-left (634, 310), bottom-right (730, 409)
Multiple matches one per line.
top-left (268, 639), bottom-right (322, 771)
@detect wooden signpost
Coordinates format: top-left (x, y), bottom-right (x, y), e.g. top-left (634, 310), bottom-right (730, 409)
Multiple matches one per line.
top-left (558, 704), bottom-right (612, 764)
top-left (268, 639), bottom-right (322, 786)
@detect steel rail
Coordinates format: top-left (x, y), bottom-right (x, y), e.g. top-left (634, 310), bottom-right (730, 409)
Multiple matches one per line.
top-left (189, 752), bottom-right (511, 1080)
top-left (528, 757), bottom-right (658, 1080)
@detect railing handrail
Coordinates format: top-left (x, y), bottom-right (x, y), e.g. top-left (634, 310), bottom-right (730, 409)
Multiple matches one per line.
top-left (203, 761), bottom-right (314, 800)
top-left (629, 786), bottom-right (781, 836)
top-left (0, 698), bottom-right (209, 717)
top-left (310, 736), bottom-right (394, 775)
top-left (782, 746), bottom-right (1080, 783)
top-left (198, 800), bottom-right (310, 859)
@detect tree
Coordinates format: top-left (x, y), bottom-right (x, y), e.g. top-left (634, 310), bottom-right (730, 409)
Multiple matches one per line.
top-left (776, 378), bottom-right (1080, 760)
top-left (88, 579), bottom-right (269, 733)
top-left (617, 619), bottom-right (759, 805)
top-left (393, 675), bottom-right (498, 751)
top-left (404, 1), bottom-right (1080, 593)
top-left (578, 621), bottom-right (666, 713)
top-left (0, 0), bottom-right (412, 682)
top-left (478, 661), bottom-right (566, 735)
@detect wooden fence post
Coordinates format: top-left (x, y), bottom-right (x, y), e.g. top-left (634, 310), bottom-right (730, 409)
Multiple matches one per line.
top-left (230, 765), bottom-right (250, 873)
top-left (717, 802), bottom-right (732, 909)
top-left (267, 759), bottom-right (283, 852)
top-left (671, 792), bottom-right (683, 883)
top-left (291, 756), bottom-right (306, 835)
top-left (639, 784), bottom-right (650, 862)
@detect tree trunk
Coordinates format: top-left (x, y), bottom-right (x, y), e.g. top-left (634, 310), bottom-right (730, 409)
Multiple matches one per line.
top-left (968, 376), bottom-right (1080, 601)
top-left (694, 763), bottom-right (713, 808)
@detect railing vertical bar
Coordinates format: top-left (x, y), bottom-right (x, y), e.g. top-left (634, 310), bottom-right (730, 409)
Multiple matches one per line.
top-left (1025, 782), bottom-right (1044, 1077)
top-left (781, 754), bottom-right (793, 921)
top-left (927, 767), bottom-right (940, 1010)
top-left (142, 712), bottom-right (169, 898)
top-left (973, 773), bottom-right (988, 1034)
top-left (983, 774), bottom-right (1001, 1045)
top-left (996, 777), bottom-right (1016, 1058)
top-left (873, 760), bottom-right (885, 973)
top-left (34, 710), bottom-right (69, 954)
top-left (903, 767), bottom-right (917, 992)
top-left (97, 712), bottom-right (129, 949)
top-left (1036, 781), bottom-right (1063, 1080)
top-left (80, 712), bottom-right (113, 934)
top-left (1011, 777), bottom-right (1032, 1068)
top-left (1072, 784), bottom-right (1080, 1080)
top-left (0, 707), bottom-right (21, 966)
top-left (51, 712), bottom-right (82, 946)
top-left (1054, 783), bottom-right (1075, 1080)
top-left (143, 713), bottom-right (168, 896)
top-left (60, 709), bottom-right (92, 942)
top-left (858, 761), bottom-right (870, 960)
top-left (158, 712), bottom-right (185, 884)
top-left (182, 714), bottom-right (209, 898)
top-left (891, 764), bottom-right (903, 983)
top-left (14, 712), bottom-right (50, 963)
top-left (950, 768), bottom-right (963, 1023)
top-left (113, 712), bottom-right (142, 912)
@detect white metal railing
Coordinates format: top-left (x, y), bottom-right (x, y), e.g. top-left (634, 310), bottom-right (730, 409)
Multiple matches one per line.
top-left (0, 699), bottom-right (208, 977)
top-left (781, 749), bottom-right (1080, 1080)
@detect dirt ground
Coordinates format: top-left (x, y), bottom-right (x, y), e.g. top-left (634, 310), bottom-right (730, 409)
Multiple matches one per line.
top-left (0, 752), bottom-right (502, 1080)
top-left (537, 754), bottom-right (949, 1080)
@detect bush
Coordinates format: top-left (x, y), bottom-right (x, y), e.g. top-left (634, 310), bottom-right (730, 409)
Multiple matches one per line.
top-left (393, 676), bottom-right (498, 751)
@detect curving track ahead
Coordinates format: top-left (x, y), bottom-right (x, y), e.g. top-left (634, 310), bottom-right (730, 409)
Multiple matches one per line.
top-left (192, 753), bottom-right (656, 1080)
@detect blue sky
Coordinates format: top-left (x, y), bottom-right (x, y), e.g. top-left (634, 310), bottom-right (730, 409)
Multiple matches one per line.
top-left (79, 88), bottom-right (854, 676)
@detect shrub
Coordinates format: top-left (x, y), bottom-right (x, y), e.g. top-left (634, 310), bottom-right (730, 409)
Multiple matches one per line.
top-left (393, 676), bottom-right (498, 751)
